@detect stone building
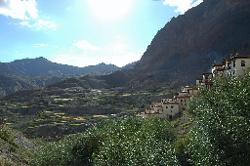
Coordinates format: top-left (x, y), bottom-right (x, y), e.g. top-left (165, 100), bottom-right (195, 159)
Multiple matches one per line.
top-left (161, 99), bottom-right (180, 120)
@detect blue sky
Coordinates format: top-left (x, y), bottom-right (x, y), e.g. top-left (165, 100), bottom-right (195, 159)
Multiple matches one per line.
top-left (0, 0), bottom-right (202, 67)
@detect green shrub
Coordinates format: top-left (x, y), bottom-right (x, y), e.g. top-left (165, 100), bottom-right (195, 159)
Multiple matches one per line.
top-left (0, 156), bottom-right (13, 166)
top-left (92, 118), bottom-right (178, 166)
top-left (32, 117), bottom-right (179, 166)
top-left (0, 126), bottom-right (18, 151)
top-left (187, 73), bottom-right (250, 166)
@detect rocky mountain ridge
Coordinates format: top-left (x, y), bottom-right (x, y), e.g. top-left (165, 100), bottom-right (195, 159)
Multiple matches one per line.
top-left (133, 0), bottom-right (250, 86)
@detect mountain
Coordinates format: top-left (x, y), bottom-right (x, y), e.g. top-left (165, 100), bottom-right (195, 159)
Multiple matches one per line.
top-left (60, 0), bottom-right (250, 90)
top-left (71, 0), bottom-right (250, 90)
top-left (0, 57), bottom-right (120, 97)
top-left (132, 0), bottom-right (250, 86)
top-left (0, 57), bottom-right (119, 77)
top-left (3, 0), bottom-right (250, 95)
top-left (121, 61), bottom-right (138, 71)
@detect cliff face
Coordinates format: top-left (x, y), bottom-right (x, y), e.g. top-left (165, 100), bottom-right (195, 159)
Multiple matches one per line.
top-left (133, 0), bottom-right (250, 86)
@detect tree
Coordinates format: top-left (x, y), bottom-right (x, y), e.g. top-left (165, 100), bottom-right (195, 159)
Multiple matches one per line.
top-left (187, 73), bottom-right (250, 165)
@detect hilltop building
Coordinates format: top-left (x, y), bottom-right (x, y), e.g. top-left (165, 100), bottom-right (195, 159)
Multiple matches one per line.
top-left (212, 64), bottom-right (225, 77)
top-left (161, 99), bottom-right (180, 120)
top-left (140, 53), bottom-right (250, 120)
top-left (175, 92), bottom-right (190, 111)
top-left (226, 55), bottom-right (250, 76)
top-left (196, 72), bottom-right (213, 90)
top-left (142, 85), bottom-right (198, 120)
top-left (212, 54), bottom-right (250, 77)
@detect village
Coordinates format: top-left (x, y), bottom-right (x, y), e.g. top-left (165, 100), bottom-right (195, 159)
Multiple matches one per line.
top-left (140, 53), bottom-right (250, 120)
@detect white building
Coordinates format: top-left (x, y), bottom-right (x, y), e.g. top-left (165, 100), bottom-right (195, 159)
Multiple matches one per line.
top-left (187, 86), bottom-right (199, 96)
top-left (180, 86), bottom-right (199, 96)
top-left (212, 64), bottom-right (225, 77)
top-left (145, 102), bottom-right (162, 114)
top-left (196, 73), bottom-right (213, 88)
top-left (212, 54), bottom-right (250, 77)
top-left (196, 79), bottom-right (202, 86)
top-left (226, 56), bottom-right (250, 76)
top-left (161, 99), bottom-right (180, 120)
top-left (175, 92), bottom-right (191, 111)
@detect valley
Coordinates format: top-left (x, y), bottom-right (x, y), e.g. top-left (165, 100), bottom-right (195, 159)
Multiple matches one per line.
top-left (0, 0), bottom-right (250, 165)
top-left (0, 83), bottom-right (171, 139)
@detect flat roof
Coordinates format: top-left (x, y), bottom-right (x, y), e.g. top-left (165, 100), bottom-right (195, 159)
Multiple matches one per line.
top-left (216, 68), bottom-right (225, 71)
top-left (212, 64), bottom-right (224, 67)
top-left (178, 92), bottom-right (189, 94)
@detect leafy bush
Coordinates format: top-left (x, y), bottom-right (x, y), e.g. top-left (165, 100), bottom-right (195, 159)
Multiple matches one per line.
top-left (187, 73), bottom-right (250, 166)
top-left (92, 118), bottom-right (178, 166)
top-left (32, 117), bottom-right (179, 166)
top-left (0, 125), bottom-right (18, 150)
top-left (0, 156), bottom-right (13, 166)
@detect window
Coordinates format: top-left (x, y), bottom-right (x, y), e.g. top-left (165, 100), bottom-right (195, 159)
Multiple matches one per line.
top-left (171, 106), bottom-right (174, 108)
top-left (241, 60), bottom-right (246, 67)
top-left (233, 60), bottom-right (236, 67)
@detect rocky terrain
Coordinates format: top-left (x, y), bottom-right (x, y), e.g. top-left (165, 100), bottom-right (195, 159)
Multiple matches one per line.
top-left (133, 0), bottom-right (250, 86)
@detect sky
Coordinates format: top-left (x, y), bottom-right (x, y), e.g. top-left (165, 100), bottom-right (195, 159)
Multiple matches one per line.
top-left (0, 0), bottom-right (202, 67)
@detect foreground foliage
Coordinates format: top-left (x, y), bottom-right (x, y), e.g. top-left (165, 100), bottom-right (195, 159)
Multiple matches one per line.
top-left (32, 117), bottom-right (179, 166)
top-left (0, 124), bottom-right (34, 166)
top-left (187, 73), bottom-right (250, 166)
top-left (18, 73), bottom-right (250, 165)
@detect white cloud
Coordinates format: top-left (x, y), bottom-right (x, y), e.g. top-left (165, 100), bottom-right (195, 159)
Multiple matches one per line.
top-left (73, 40), bottom-right (100, 51)
top-left (0, 0), bottom-right (57, 30)
top-left (52, 38), bottom-right (143, 67)
top-left (20, 19), bottom-right (58, 30)
top-left (0, 0), bottom-right (38, 20)
top-left (33, 43), bottom-right (48, 48)
top-left (163, 0), bottom-right (203, 14)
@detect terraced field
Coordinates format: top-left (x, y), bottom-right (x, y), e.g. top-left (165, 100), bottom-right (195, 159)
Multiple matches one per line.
top-left (0, 86), bottom-right (172, 139)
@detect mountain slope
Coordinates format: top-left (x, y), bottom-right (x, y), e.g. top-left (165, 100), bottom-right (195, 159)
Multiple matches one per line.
top-left (0, 58), bottom-right (120, 97)
top-left (44, 0), bottom-right (250, 90)
top-left (0, 125), bottom-right (34, 166)
top-left (0, 57), bottom-right (119, 77)
top-left (132, 0), bottom-right (250, 86)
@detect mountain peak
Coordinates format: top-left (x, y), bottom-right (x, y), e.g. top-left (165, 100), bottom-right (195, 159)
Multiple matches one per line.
top-left (36, 57), bottom-right (49, 61)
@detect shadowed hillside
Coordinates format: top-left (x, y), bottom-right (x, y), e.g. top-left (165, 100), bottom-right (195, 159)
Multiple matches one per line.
top-left (133, 0), bottom-right (250, 86)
